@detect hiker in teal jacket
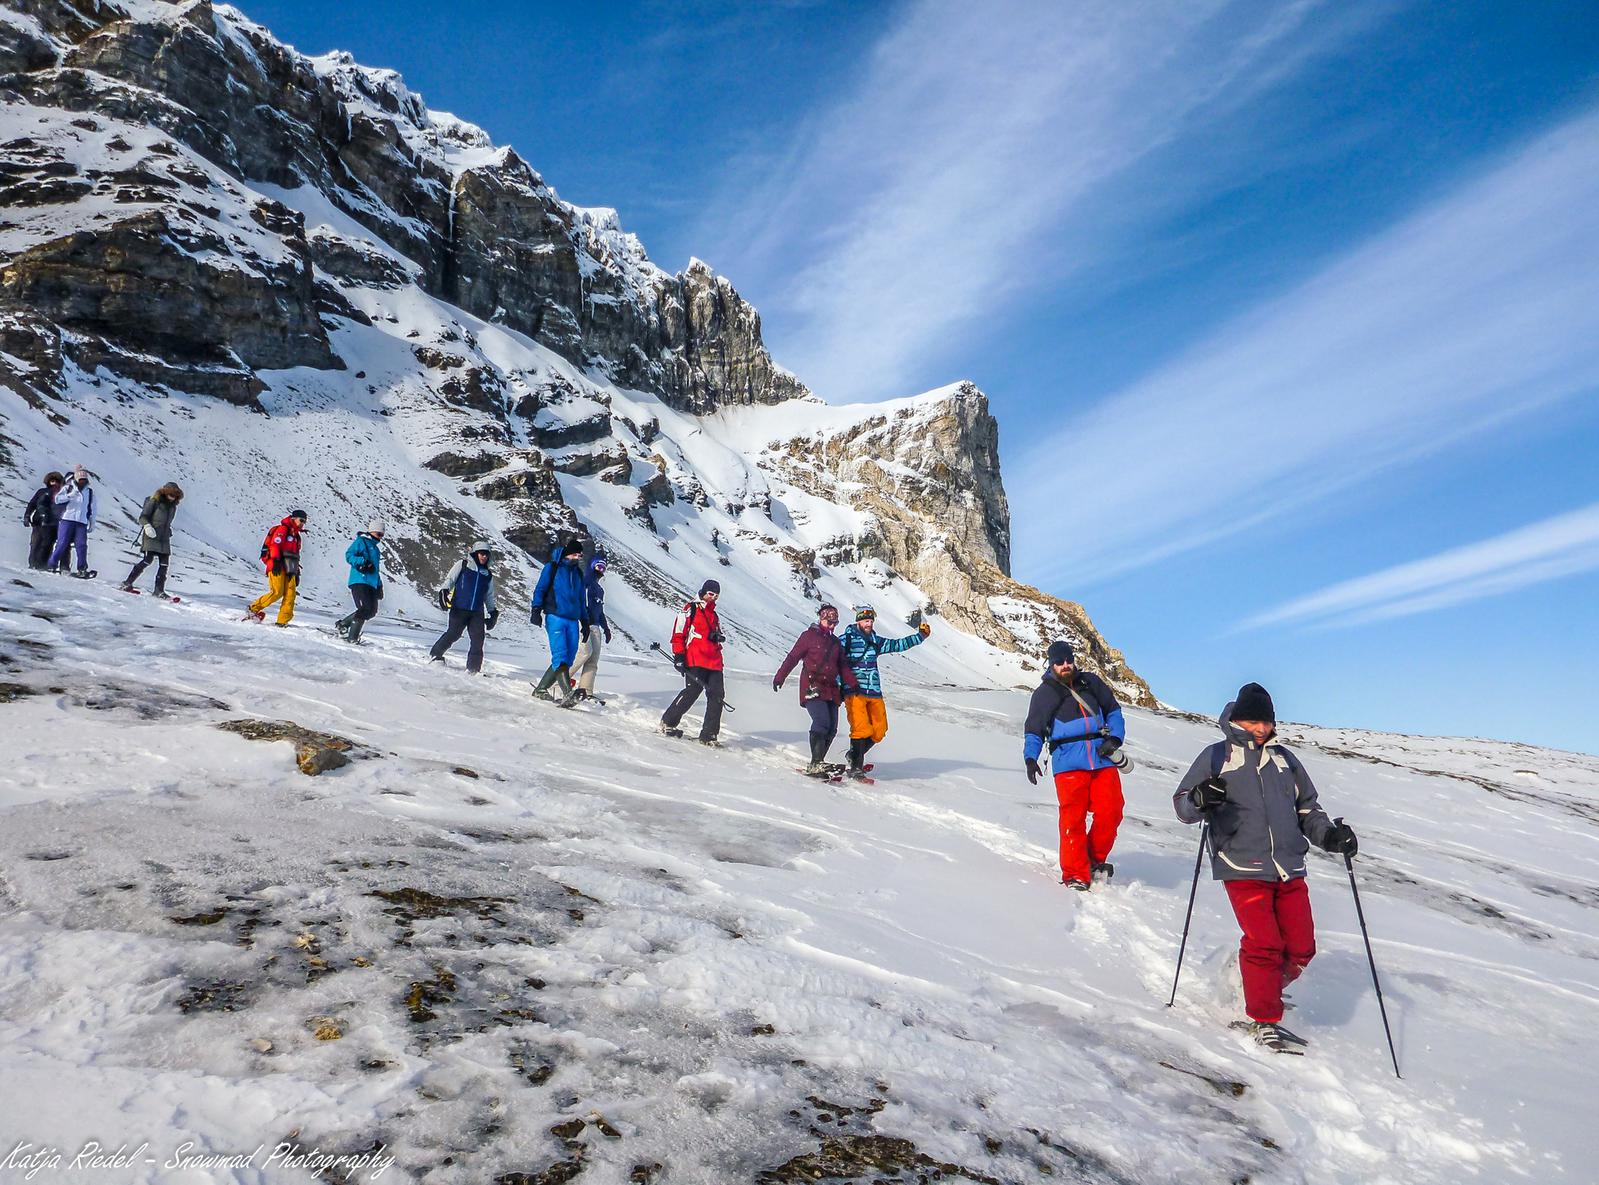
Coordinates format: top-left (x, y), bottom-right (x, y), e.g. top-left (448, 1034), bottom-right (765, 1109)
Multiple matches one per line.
top-left (840, 605), bottom-right (931, 775)
top-left (335, 521), bottom-right (385, 643)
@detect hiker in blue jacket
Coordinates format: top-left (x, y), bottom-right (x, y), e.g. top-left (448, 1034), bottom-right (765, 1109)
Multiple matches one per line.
top-left (530, 537), bottom-right (591, 706)
top-left (1023, 640), bottom-right (1128, 889)
top-left (335, 520), bottom-right (385, 643)
top-left (840, 605), bottom-right (931, 776)
top-left (569, 549), bottom-right (613, 701)
top-left (428, 542), bottom-right (499, 673)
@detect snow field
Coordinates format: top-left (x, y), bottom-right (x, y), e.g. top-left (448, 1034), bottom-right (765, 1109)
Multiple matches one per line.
top-left (1, 539), bottom-right (1596, 1183)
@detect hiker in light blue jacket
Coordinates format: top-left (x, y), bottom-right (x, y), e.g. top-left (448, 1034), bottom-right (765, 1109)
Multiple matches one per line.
top-left (335, 520), bottom-right (386, 643)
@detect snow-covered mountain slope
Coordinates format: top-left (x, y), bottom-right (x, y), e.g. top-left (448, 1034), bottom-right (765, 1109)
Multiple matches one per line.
top-left (0, 0), bottom-right (1147, 701)
top-left (2, 548), bottom-right (1595, 1183)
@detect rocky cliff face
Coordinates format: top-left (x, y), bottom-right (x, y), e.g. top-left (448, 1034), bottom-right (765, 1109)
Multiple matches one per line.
top-left (1, 0), bottom-right (802, 413)
top-left (0, 0), bottom-right (1149, 699)
top-left (753, 384), bottom-right (1154, 705)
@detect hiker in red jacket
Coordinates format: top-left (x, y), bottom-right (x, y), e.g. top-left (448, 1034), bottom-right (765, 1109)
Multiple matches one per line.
top-left (247, 509), bottom-right (307, 625)
top-left (660, 579), bottom-right (726, 746)
top-left (774, 604), bottom-right (859, 774)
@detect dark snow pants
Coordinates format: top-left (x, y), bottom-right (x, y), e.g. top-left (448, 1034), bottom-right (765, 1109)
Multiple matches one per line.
top-left (1225, 877), bottom-right (1316, 1024)
top-left (806, 699), bottom-right (839, 763)
top-left (126, 550), bottom-right (170, 593)
top-left (338, 585), bottom-right (380, 640)
top-left (662, 666), bottom-right (724, 741)
top-left (430, 607), bottom-right (486, 672)
top-left (28, 522), bottom-right (58, 569)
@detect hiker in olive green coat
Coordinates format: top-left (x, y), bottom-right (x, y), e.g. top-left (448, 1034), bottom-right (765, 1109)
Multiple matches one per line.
top-left (120, 482), bottom-right (184, 597)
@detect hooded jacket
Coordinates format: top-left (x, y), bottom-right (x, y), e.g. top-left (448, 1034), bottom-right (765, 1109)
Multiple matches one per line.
top-left (440, 554), bottom-right (497, 615)
top-left (261, 517), bottom-right (303, 573)
top-left (137, 492), bottom-right (179, 556)
top-left (774, 624), bottom-right (860, 705)
top-left (839, 623), bottom-right (922, 698)
top-left (1173, 701), bottom-right (1335, 882)
top-left (25, 486), bottom-right (63, 529)
top-left (532, 550), bottom-right (591, 623)
top-left (1022, 669), bottom-right (1125, 773)
top-left (671, 598), bottom-right (723, 670)
top-left (345, 533), bottom-right (383, 589)
top-left (584, 556), bottom-right (608, 631)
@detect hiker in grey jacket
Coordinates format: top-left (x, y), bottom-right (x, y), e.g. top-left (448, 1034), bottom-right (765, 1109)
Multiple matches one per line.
top-left (1173, 682), bottom-right (1357, 1044)
top-left (120, 482), bottom-right (184, 597)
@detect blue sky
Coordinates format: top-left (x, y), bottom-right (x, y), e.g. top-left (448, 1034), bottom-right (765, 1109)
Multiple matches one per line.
top-left (238, 0), bottom-right (1599, 753)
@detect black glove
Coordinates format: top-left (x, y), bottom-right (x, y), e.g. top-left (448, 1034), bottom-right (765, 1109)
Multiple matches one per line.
top-left (1097, 735), bottom-right (1122, 759)
top-left (581, 621), bottom-right (591, 642)
top-left (1322, 820), bottom-right (1358, 857)
top-left (357, 561), bottom-right (376, 575)
top-left (772, 679), bottom-right (782, 692)
top-left (283, 556), bottom-right (300, 578)
top-left (1025, 757), bottom-right (1041, 785)
top-left (485, 609), bottom-right (500, 632)
top-left (436, 590), bottom-right (450, 612)
top-left (1189, 776), bottom-right (1228, 813)
top-left (603, 626), bottom-right (612, 644)
top-left (709, 630), bottom-right (725, 645)
top-left (529, 607), bottom-right (543, 627)
top-left (672, 653), bottom-right (688, 674)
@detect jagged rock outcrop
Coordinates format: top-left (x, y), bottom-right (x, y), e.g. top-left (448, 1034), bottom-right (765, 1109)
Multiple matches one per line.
top-left (760, 384), bottom-right (1154, 704)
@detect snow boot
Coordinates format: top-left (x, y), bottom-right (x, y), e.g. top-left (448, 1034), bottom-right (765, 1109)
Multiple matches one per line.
top-left (1236, 1021), bottom-right (1304, 1054)
top-left (533, 666), bottom-right (560, 701)
top-left (346, 617), bottom-right (365, 643)
top-left (659, 722), bottom-right (684, 739)
top-left (698, 737), bottom-right (724, 749)
top-left (554, 666), bottom-right (579, 708)
top-left (118, 580), bottom-right (135, 593)
top-left (1062, 877), bottom-right (1091, 892)
top-left (1092, 862), bottom-right (1115, 882)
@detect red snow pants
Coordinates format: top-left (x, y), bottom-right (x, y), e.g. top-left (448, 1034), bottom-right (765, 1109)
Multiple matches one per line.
top-left (1224, 877), bottom-right (1316, 1023)
top-left (1053, 767), bottom-right (1124, 884)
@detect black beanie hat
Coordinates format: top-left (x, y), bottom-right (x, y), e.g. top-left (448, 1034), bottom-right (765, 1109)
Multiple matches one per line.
top-left (700, 578), bottom-right (721, 597)
top-left (1233, 682), bottom-right (1275, 723)
top-left (1046, 640), bottom-right (1074, 666)
top-left (561, 538), bottom-right (583, 558)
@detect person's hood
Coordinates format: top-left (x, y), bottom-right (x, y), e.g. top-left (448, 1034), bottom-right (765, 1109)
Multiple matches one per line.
top-left (586, 555), bottom-right (607, 578)
top-left (1218, 701), bottom-right (1278, 747)
top-left (280, 515), bottom-right (303, 529)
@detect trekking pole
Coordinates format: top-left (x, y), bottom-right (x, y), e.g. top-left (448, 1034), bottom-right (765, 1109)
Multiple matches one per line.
top-left (1339, 819), bottom-right (1401, 1079)
top-left (1167, 820), bottom-right (1209, 1007)
top-left (648, 642), bottom-right (736, 712)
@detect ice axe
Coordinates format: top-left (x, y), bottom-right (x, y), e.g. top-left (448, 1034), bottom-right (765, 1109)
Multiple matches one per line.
top-left (649, 641), bottom-right (736, 712)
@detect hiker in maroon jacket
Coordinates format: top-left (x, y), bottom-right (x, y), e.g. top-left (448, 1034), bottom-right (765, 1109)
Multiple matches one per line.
top-left (773, 604), bottom-right (860, 774)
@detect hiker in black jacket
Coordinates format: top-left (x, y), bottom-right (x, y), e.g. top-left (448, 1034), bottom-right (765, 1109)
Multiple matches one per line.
top-left (23, 471), bottom-right (65, 570)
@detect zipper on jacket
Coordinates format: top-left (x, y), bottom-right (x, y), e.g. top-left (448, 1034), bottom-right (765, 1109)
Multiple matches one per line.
top-left (1257, 744), bottom-right (1288, 880)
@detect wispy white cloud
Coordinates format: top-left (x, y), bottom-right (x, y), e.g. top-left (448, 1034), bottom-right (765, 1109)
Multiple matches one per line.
top-left (699, 0), bottom-right (1371, 401)
top-left (1010, 104), bottom-right (1599, 589)
top-left (1240, 502), bottom-right (1599, 630)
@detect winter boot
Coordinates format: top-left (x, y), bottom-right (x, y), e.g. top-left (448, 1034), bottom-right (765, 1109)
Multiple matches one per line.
top-left (808, 732), bottom-right (829, 769)
top-left (1240, 1017), bottom-right (1304, 1055)
top-left (1092, 861), bottom-right (1115, 881)
top-left (118, 580), bottom-right (135, 592)
top-left (346, 617), bottom-right (365, 643)
top-left (554, 666), bottom-right (579, 708)
top-left (532, 666), bottom-right (560, 701)
top-left (659, 722), bottom-right (684, 738)
top-left (1061, 877), bottom-right (1091, 892)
